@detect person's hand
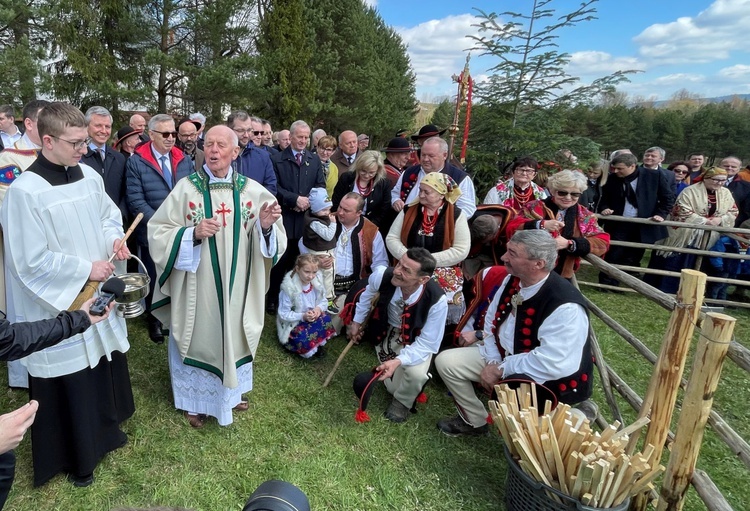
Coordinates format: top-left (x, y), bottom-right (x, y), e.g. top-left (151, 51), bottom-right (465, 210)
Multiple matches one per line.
top-left (706, 216), bottom-right (722, 226)
top-left (347, 321), bottom-right (363, 343)
top-left (458, 330), bottom-right (478, 347)
top-left (392, 199), bottom-right (405, 212)
top-left (296, 196), bottom-right (310, 211)
top-left (377, 358), bottom-right (402, 380)
top-left (479, 363), bottom-right (504, 391)
top-left (318, 255), bottom-right (334, 269)
top-left (79, 296), bottom-right (114, 325)
top-left (543, 219), bottom-right (565, 233)
top-left (0, 400), bottom-right (38, 454)
top-left (601, 208), bottom-right (613, 216)
top-left (650, 215), bottom-right (664, 222)
top-left (329, 213), bottom-right (337, 223)
top-left (259, 201), bottom-right (282, 230)
top-left (195, 217), bottom-right (221, 240)
top-left (112, 239), bottom-right (131, 261)
top-left (89, 260), bottom-right (115, 281)
top-left (555, 236), bottom-right (570, 250)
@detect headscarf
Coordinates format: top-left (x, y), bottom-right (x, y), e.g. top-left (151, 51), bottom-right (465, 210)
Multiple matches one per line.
top-left (702, 167), bottom-right (727, 179)
top-left (421, 172), bottom-right (462, 204)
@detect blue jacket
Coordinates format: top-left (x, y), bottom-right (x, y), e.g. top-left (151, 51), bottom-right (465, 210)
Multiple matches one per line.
top-left (232, 142), bottom-right (277, 195)
top-left (126, 142), bottom-right (193, 246)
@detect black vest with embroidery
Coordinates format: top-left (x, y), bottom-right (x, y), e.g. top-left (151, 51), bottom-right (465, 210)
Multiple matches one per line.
top-left (302, 211), bottom-right (337, 252)
top-left (399, 164), bottom-right (469, 201)
top-left (366, 268), bottom-right (445, 346)
top-left (491, 272), bottom-right (593, 405)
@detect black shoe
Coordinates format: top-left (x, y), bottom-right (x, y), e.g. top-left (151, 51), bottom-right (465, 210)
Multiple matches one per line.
top-left (68, 473), bottom-right (94, 487)
top-left (437, 415), bottom-right (489, 437)
top-left (147, 316), bottom-right (165, 344)
top-left (384, 399), bottom-right (410, 423)
top-left (312, 345), bottom-right (327, 359)
top-left (266, 302), bottom-right (277, 316)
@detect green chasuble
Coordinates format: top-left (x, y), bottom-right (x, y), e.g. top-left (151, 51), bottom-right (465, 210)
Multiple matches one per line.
top-left (148, 168), bottom-right (286, 388)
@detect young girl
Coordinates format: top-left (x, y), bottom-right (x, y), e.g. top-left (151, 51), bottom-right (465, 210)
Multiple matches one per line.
top-left (277, 254), bottom-right (337, 358)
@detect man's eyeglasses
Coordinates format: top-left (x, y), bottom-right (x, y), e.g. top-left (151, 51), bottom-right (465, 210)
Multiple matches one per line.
top-left (233, 129), bottom-right (264, 136)
top-left (151, 130), bottom-right (178, 139)
top-left (555, 190), bottom-right (582, 198)
top-left (178, 132), bottom-right (198, 139)
top-left (50, 135), bottom-right (89, 150)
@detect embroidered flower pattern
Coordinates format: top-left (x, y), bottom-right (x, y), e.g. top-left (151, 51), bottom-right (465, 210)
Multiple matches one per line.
top-left (241, 200), bottom-right (256, 229)
top-left (186, 201), bottom-right (205, 225)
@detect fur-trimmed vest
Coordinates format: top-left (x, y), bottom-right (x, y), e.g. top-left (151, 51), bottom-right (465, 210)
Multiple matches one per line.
top-left (490, 272), bottom-right (593, 404)
top-left (366, 268), bottom-right (445, 346)
top-left (276, 271), bottom-right (326, 345)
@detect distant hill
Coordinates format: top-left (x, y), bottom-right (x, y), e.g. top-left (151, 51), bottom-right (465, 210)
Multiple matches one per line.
top-left (651, 94), bottom-right (750, 108)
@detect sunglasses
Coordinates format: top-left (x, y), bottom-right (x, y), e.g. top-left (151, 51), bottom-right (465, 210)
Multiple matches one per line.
top-left (673, 169), bottom-right (689, 174)
top-left (556, 190), bottom-right (582, 198)
top-left (233, 129), bottom-right (264, 136)
top-left (152, 130), bottom-right (178, 139)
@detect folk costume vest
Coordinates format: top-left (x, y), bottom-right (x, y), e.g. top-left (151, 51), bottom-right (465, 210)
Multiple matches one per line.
top-left (490, 272), bottom-right (593, 404)
top-left (302, 211), bottom-right (336, 252)
top-left (366, 268), bottom-right (445, 347)
top-left (400, 203), bottom-right (461, 253)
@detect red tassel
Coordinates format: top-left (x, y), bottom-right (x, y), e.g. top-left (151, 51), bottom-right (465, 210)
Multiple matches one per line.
top-left (486, 414), bottom-right (494, 424)
top-left (355, 409), bottom-right (371, 423)
top-left (416, 392), bottom-right (428, 404)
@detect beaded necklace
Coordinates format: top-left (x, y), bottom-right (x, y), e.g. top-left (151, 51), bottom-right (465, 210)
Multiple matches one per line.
top-left (513, 185), bottom-right (533, 209)
top-left (356, 178), bottom-right (374, 198)
top-left (421, 207), bottom-right (439, 236)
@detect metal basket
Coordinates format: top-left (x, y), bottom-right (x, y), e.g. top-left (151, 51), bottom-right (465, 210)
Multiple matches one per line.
top-left (113, 255), bottom-right (150, 319)
top-left (504, 446), bottom-right (630, 511)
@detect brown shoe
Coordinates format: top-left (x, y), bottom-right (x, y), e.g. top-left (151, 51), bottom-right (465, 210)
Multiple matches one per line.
top-left (184, 412), bottom-right (205, 428)
top-left (233, 401), bottom-right (249, 412)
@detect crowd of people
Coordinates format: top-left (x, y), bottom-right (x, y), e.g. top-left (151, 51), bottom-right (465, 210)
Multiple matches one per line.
top-left (0, 100), bottom-right (747, 508)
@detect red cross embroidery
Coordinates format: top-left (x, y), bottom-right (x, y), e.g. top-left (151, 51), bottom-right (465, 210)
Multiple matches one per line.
top-left (216, 202), bottom-right (232, 227)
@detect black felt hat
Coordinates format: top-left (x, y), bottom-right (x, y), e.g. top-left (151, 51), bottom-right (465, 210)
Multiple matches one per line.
top-left (411, 124), bottom-right (446, 141)
top-left (243, 479), bottom-right (310, 511)
top-left (382, 137), bottom-right (412, 153)
top-left (353, 369), bottom-right (383, 422)
top-left (113, 126), bottom-right (143, 148)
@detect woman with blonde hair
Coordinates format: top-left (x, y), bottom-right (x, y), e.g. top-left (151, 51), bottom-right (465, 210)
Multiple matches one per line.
top-left (332, 149), bottom-right (393, 229)
top-left (506, 169), bottom-right (610, 279)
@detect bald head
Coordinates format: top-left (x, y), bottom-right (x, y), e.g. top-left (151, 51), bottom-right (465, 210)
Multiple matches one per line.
top-left (204, 125), bottom-right (240, 177)
top-left (338, 130), bottom-right (357, 157)
top-left (129, 114), bottom-right (146, 131)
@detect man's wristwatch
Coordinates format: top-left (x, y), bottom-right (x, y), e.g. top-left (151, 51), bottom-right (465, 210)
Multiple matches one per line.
top-left (475, 330), bottom-right (485, 340)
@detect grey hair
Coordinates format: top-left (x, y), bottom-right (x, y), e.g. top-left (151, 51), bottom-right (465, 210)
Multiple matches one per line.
top-left (249, 116), bottom-right (263, 125)
top-left (189, 112), bottom-right (206, 125)
top-left (510, 230), bottom-right (558, 271)
top-left (645, 146), bottom-right (665, 159)
top-left (721, 156), bottom-right (742, 166)
top-left (148, 114), bottom-right (174, 131)
top-left (290, 120), bottom-right (310, 135)
top-left (609, 149), bottom-right (632, 160)
top-left (422, 136), bottom-right (448, 153)
top-left (547, 169), bottom-right (588, 193)
top-left (312, 128), bottom-right (326, 141)
top-left (85, 106), bottom-right (112, 124)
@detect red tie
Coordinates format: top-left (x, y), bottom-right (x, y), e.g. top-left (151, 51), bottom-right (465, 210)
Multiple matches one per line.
top-left (296, 152), bottom-right (303, 166)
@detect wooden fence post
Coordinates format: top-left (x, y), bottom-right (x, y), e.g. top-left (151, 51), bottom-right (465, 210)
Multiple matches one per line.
top-left (629, 269), bottom-right (706, 511)
top-left (657, 312), bottom-right (736, 511)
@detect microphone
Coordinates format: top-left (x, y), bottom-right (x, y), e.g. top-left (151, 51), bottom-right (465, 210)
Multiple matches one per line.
top-left (89, 278), bottom-right (126, 316)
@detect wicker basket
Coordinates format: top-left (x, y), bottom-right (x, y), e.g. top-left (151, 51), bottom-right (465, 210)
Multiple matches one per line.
top-left (504, 446), bottom-right (630, 511)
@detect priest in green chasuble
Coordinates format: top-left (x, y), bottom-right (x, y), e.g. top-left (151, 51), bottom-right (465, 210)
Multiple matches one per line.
top-left (148, 125), bottom-right (286, 428)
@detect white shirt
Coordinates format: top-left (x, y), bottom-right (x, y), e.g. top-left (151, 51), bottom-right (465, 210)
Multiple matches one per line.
top-left (623, 178), bottom-right (638, 218)
top-left (353, 266), bottom-right (448, 366)
top-left (1, 125), bottom-right (22, 148)
top-left (391, 167), bottom-right (477, 217)
top-left (479, 274), bottom-right (589, 383)
top-left (298, 219), bottom-right (388, 276)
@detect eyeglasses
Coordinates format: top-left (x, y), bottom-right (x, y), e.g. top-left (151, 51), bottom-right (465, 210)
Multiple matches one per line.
top-left (233, 129), bottom-right (264, 136)
top-left (555, 190), bottom-right (582, 198)
top-left (707, 177), bottom-right (727, 183)
top-left (318, 146), bottom-right (335, 153)
top-left (50, 135), bottom-right (89, 150)
top-left (515, 167), bottom-right (536, 174)
top-left (151, 130), bottom-right (178, 139)
top-left (178, 132), bottom-right (198, 139)
top-left (673, 169), bottom-right (689, 174)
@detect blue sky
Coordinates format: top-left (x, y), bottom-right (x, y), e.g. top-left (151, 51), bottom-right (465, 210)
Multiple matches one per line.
top-left (368, 0), bottom-right (750, 102)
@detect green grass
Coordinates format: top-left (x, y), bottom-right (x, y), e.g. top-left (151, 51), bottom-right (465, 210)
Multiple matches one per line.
top-left (1, 282), bottom-right (747, 510)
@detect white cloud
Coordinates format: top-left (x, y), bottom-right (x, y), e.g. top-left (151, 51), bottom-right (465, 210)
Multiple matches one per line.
top-left (718, 64), bottom-right (750, 80)
top-left (652, 73), bottom-right (705, 84)
top-left (567, 51), bottom-right (645, 76)
top-left (633, 0), bottom-right (750, 64)
top-left (395, 14), bottom-right (481, 93)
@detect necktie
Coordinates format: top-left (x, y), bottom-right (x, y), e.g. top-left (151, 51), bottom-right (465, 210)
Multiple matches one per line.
top-left (160, 155), bottom-right (172, 188)
top-left (296, 152), bottom-right (303, 166)
top-left (100, 148), bottom-right (106, 162)
top-left (347, 155), bottom-right (353, 165)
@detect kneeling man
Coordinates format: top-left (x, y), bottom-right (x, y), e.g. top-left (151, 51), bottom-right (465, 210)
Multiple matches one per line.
top-left (436, 230), bottom-right (593, 436)
top-left (347, 248), bottom-right (447, 423)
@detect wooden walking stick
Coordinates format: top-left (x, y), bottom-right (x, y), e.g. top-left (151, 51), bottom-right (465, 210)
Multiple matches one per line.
top-left (68, 212), bottom-right (143, 310)
top-left (322, 292), bottom-right (379, 387)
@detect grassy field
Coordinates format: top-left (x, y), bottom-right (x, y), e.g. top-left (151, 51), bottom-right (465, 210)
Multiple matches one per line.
top-left (0, 282), bottom-right (748, 510)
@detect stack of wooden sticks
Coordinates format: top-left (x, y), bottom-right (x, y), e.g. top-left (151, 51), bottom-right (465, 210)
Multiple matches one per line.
top-left (490, 383), bottom-right (664, 508)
